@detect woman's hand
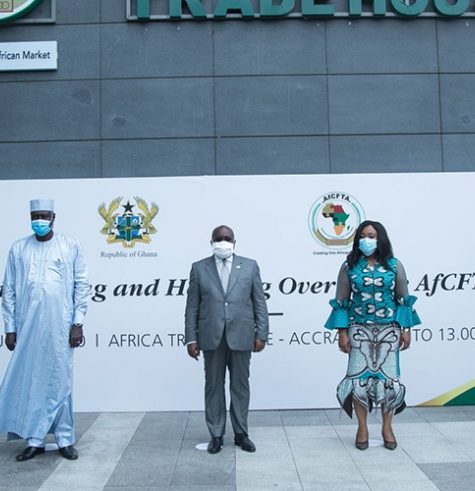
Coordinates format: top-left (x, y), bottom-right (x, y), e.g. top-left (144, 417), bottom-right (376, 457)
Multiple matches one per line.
top-left (400, 329), bottom-right (411, 350)
top-left (338, 330), bottom-right (351, 354)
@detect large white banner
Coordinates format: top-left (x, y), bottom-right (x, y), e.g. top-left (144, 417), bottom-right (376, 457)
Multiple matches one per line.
top-left (0, 173), bottom-right (473, 411)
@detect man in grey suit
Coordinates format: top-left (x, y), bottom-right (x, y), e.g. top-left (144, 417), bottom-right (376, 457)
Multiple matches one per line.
top-left (185, 225), bottom-right (269, 454)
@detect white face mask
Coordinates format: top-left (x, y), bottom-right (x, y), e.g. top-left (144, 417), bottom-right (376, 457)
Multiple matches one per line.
top-left (212, 241), bottom-right (234, 259)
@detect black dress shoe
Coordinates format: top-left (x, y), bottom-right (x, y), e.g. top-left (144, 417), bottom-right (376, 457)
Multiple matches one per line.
top-left (382, 431), bottom-right (397, 450)
top-left (383, 439), bottom-right (397, 450)
top-left (355, 427), bottom-right (369, 450)
top-left (58, 445), bottom-right (78, 460)
top-left (234, 434), bottom-right (256, 453)
top-left (16, 446), bottom-right (45, 462)
top-left (207, 436), bottom-right (223, 454)
top-left (355, 440), bottom-right (369, 451)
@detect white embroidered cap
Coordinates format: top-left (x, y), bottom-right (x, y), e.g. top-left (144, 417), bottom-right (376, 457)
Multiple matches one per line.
top-left (30, 199), bottom-right (54, 212)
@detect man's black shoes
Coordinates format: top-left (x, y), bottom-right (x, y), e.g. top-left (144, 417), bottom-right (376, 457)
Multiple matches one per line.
top-left (234, 433), bottom-right (256, 453)
top-left (16, 446), bottom-right (45, 462)
top-left (59, 445), bottom-right (78, 460)
top-left (208, 434), bottom-right (256, 454)
top-left (207, 436), bottom-right (223, 454)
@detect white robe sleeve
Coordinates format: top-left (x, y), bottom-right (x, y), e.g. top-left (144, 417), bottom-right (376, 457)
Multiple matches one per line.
top-left (72, 242), bottom-right (89, 325)
top-left (2, 247), bottom-right (17, 334)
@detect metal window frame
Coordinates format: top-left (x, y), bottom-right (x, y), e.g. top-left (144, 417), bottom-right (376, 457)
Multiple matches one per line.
top-left (9, 0), bottom-right (56, 24)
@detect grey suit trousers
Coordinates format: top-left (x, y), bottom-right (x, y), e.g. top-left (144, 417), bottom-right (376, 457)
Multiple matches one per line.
top-left (203, 334), bottom-right (252, 438)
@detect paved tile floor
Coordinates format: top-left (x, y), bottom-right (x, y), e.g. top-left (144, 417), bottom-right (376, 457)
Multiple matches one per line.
top-left (1, 406), bottom-right (475, 491)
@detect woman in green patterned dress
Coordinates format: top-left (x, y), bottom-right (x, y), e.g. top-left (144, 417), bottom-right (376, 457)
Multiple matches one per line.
top-left (325, 220), bottom-right (421, 451)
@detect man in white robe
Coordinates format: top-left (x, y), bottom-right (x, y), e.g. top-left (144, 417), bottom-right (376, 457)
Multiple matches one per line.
top-left (0, 199), bottom-right (88, 461)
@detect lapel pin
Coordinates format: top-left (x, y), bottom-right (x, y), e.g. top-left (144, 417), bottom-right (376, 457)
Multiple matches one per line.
top-left (236, 265), bottom-right (241, 270)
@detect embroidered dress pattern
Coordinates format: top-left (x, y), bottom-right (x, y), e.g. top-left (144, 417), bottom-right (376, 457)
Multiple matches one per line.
top-left (325, 257), bottom-right (421, 417)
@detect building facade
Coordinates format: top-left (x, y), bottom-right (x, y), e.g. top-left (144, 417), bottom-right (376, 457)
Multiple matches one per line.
top-left (1, 0), bottom-right (475, 179)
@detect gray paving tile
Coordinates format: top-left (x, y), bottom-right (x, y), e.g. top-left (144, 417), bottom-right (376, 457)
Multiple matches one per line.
top-left (170, 487), bottom-right (235, 491)
top-left (182, 412), bottom-right (212, 442)
top-left (38, 413), bottom-right (144, 491)
top-left (185, 411), bottom-right (206, 426)
top-left (236, 434), bottom-right (301, 490)
top-left (0, 434), bottom-right (27, 453)
top-left (331, 421), bottom-right (435, 451)
top-left (2, 407), bottom-right (474, 490)
top-left (358, 461), bottom-right (435, 481)
top-left (366, 479), bottom-right (439, 491)
top-left (415, 405), bottom-right (475, 422)
top-left (74, 412), bottom-right (101, 442)
top-left (430, 421), bottom-right (475, 460)
top-left (324, 408), bottom-right (357, 426)
top-left (182, 430), bottom-right (211, 445)
top-left (41, 485), bottom-right (104, 491)
top-left (391, 422), bottom-right (443, 437)
top-left (398, 433), bottom-right (472, 464)
top-left (105, 488), bottom-right (168, 491)
top-left (300, 471), bottom-right (370, 491)
top-left (432, 421), bottom-right (475, 439)
top-left (332, 423), bottom-right (384, 439)
top-left (244, 425), bottom-right (287, 440)
top-left (281, 409), bottom-right (331, 426)
top-left (0, 488), bottom-right (41, 491)
top-left (238, 486), bottom-right (302, 491)
top-left (290, 437), bottom-right (355, 467)
top-left (171, 444), bottom-right (235, 487)
top-left (285, 425), bottom-right (338, 440)
top-left (390, 407), bottom-right (429, 423)
top-left (248, 410), bottom-right (282, 427)
top-left (293, 458), bottom-right (368, 489)
top-left (303, 484), bottom-right (370, 491)
top-left (0, 443), bottom-right (62, 488)
top-left (130, 411), bottom-right (189, 441)
top-left (105, 439), bottom-right (181, 487)
top-left (338, 437), bottom-right (416, 467)
top-left (418, 462), bottom-right (475, 491)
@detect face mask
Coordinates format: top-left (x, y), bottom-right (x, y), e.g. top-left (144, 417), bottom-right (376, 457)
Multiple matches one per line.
top-left (212, 241), bottom-right (234, 259)
top-left (31, 219), bottom-right (52, 237)
top-left (359, 238), bottom-right (377, 257)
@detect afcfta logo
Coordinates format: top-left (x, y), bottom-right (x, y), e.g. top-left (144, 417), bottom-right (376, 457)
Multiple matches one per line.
top-left (308, 192), bottom-right (365, 250)
top-left (0, 0), bottom-right (43, 23)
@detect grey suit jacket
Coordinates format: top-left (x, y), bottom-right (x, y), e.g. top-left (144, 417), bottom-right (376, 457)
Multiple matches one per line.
top-left (184, 254), bottom-right (269, 351)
